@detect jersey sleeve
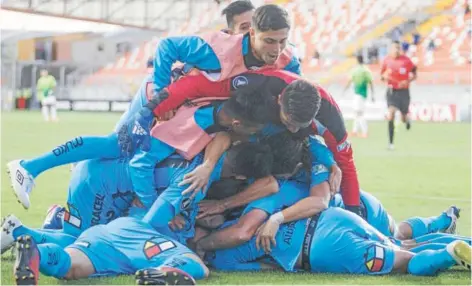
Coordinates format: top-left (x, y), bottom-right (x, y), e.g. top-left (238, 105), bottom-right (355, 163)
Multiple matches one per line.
top-left (152, 73), bottom-right (231, 117)
top-left (283, 54), bottom-right (302, 75)
top-left (153, 36), bottom-right (221, 94)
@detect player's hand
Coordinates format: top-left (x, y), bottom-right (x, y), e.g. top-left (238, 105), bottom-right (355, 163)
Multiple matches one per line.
top-left (180, 161), bottom-right (214, 199)
top-left (329, 164), bottom-right (342, 195)
top-left (255, 220), bottom-right (280, 254)
top-left (168, 215), bottom-right (186, 231)
top-left (131, 197), bottom-right (144, 208)
top-left (197, 200), bottom-right (226, 219)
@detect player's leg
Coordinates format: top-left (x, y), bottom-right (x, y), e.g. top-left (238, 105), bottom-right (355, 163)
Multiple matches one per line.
top-left (357, 95), bottom-right (368, 137)
top-left (395, 206), bottom-right (460, 240)
top-left (386, 89), bottom-right (398, 150)
top-left (41, 100), bottom-right (50, 122)
top-left (7, 134), bottom-right (121, 209)
top-left (1, 214), bottom-right (77, 254)
top-left (401, 240), bottom-right (471, 275)
top-left (49, 95), bottom-right (58, 122)
top-left (399, 89), bottom-right (411, 130)
top-left (400, 233), bottom-right (471, 251)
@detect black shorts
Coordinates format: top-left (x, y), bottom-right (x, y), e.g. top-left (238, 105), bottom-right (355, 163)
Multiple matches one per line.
top-left (386, 88), bottom-right (410, 115)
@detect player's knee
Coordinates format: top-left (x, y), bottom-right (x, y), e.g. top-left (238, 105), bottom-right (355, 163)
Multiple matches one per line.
top-left (64, 248), bottom-right (95, 280)
top-left (395, 222), bottom-right (413, 240)
top-left (392, 249), bottom-right (414, 274)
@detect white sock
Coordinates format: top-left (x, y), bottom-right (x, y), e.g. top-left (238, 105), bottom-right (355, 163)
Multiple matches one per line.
top-left (360, 116), bottom-right (368, 135)
top-left (353, 117), bottom-right (360, 133)
top-left (50, 105), bottom-right (58, 121)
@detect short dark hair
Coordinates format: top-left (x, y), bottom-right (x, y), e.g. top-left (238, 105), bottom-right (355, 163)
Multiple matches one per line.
top-left (261, 131), bottom-right (311, 175)
top-left (227, 142), bottom-right (273, 179)
top-left (281, 80), bottom-right (321, 124)
top-left (223, 87), bottom-right (274, 126)
top-left (392, 40), bottom-right (401, 45)
top-left (356, 55), bottom-right (364, 64)
top-left (206, 178), bottom-right (248, 200)
top-left (252, 4), bottom-right (290, 32)
top-left (222, 0), bottom-right (255, 28)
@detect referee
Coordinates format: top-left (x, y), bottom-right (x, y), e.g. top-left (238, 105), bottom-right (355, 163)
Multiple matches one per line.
top-left (380, 41), bottom-right (417, 150)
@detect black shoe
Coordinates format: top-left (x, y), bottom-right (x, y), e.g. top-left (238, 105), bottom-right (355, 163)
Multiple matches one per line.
top-left (135, 267), bottom-right (196, 285)
top-left (14, 235), bottom-right (39, 286)
top-left (406, 121), bottom-right (411, 130)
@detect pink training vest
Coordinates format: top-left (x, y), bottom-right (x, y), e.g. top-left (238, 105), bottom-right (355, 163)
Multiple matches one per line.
top-left (150, 97), bottom-right (228, 160)
top-left (199, 31), bottom-right (294, 82)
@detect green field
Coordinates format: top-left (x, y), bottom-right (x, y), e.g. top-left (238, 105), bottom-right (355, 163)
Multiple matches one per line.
top-left (1, 111), bottom-right (471, 285)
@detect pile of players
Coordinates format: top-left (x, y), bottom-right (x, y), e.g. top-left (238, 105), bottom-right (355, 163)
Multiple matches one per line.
top-left (2, 1), bottom-right (470, 285)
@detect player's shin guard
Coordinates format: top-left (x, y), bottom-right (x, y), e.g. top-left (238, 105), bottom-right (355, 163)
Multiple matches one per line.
top-left (37, 243), bottom-right (71, 278)
top-left (13, 226), bottom-right (77, 248)
top-left (407, 248), bottom-right (455, 276)
top-left (404, 216), bottom-right (452, 238)
top-left (21, 134), bottom-right (121, 178)
top-left (388, 120), bottom-right (395, 144)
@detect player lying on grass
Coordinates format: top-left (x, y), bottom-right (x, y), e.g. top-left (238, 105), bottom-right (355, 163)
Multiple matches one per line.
top-left (1, 141), bottom-right (274, 254)
top-left (13, 216), bottom-right (208, 285)
top-left (203, 207), bottom-right (471, 276)
top-left (329, 190), bottom-right (461, 242)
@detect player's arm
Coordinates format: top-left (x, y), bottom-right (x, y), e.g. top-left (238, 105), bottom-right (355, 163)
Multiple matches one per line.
top-left (368, 70), bottom-right (375, 101)
top-left (380, 60), bottom-right (388, 81)
top-left (409, 65), bottom-right (418, 83)
top-left (180, 132), bottom-right (232, 197)
top-left (153, 36), bottom-right (220, 94)
top-left (197, 176), bottom-right (279, 219)
top-left (149, 75), bottom-right (231, 118)
top-left (128, 138), bottom-right (166, 209)
top-left (255, 166), bottom-right (330, 253)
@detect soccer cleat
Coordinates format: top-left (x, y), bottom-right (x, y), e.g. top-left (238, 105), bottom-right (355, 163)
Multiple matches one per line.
top-left (6, 160), bottom-right (35, 209)
top-left (42, 204), bottom-right (65, 230)
top-left (388, 144), bottom-right (395, 150)
top-left (13, 235), bottom-right (39, 286)
top-left (135, 266), bottom-right (196, 285)
top-left (1, 214), bottom-right (22, 254)
top-left (446, 240), bottom-right (471, 271)
top-left (443, 206), bottom-right (460, 234)
top-left (406, 121), bottom-right (411, 130)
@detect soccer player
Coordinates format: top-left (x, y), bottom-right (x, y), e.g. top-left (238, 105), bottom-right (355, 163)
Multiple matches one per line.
top-left (1, 140), bottom-right (274, 253)
top-left (12, 217), bottom-right (208, 285)
top-left (36, 69), bottom-right (58, 122)
top-left (381, 40), bottom-right (417, 150)
top-left (133, 68), bottom-right (360, 215)
top-left (206, 207), bottom-right (471, 276)
top-left (330, 190), bottom-right (461, 241)
top-left (343, 55), bottom-right (375, 137)
top-left (222, 0), bottom-right (255, 35)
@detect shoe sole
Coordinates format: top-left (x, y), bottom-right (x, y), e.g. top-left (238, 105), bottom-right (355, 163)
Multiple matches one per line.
top-left (6, 163), bottom-right (29, 210)
top-left (450, 241), bottom-right (471, 271)
top-left (135, 268), bottom-right (195, 285)
top-left (14, 235), bottom-right (38, 285)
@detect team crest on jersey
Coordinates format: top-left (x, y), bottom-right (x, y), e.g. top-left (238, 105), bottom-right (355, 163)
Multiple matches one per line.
top-left (232, 76), bottom-right (249, 89)
top-left (312, 164), bottom-right (328, 175)
top-left (143, 238), bottom-right (176, 259)
top-left (364, 244), bottom-right (385, 272)
top-left (64, 204), bottom-right (82, 229)
top-left (399, 67), bottom-right (406, 74)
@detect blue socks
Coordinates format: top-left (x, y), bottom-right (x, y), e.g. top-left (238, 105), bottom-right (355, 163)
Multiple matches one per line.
top-left (162, 255), bottom-right (207, 279)
top-left (37, 243), bottom-right (71, 278)
top-left (13, 226), bottom-right (77, 248)
top-left (404, 213), bottom-right (451, 238)
top-left (21, 134), bottom-right (121, 178)
top-left (407, 248), bottom-right (455, 275)
top-left (414, 233), bottom-right (471, 246)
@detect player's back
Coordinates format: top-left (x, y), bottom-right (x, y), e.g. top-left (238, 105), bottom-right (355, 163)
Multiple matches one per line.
top-left (350, 65), bottom-right (372, 97)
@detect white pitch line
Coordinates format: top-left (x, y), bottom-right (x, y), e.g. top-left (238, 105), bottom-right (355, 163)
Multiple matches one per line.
top-left (373, 192), bottom-right (470, 203)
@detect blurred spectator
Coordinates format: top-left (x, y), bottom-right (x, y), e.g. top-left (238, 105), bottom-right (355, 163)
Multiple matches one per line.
top-left (425, 39), bottom-right (436, 65)
top-left (401, 41), bottom-right (410, 54)
top-left (412, 28), bottom-right (421, 46)
top-left (465, 2), bottom-right (470, 15)
top-left (313, 49), bottom-right (320, 60)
